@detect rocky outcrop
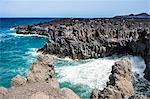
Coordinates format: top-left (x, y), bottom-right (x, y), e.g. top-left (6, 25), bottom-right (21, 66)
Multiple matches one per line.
top-left (15, 18), bottom-right (150, 81)
top-left (90, 60), bottom-right (148, 99)
top-left (143, 33), bottom-right (150, 81)
top-left (0, 55), bottom-right (80, 99)
top-left (26, 55), bottom-right (55, 83)
top-left (11, 75), bottom-right (27, 87)
top-left (132, 73), bottom-right (150, 97)
top-left (113, 13), bottom-right (150, 19)
top-left (129, 95), bottom-right (148, 99)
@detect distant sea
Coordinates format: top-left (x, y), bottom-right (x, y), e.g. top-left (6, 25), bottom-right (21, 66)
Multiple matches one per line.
top-left (0, 18), bottom-right (149, 99)
top-left (0, 18), bottom-right (54, 87)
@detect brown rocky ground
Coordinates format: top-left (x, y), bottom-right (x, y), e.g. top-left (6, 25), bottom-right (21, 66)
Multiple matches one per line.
top-left (90, 59), bottom-right (149, 99)
top-left (0, 55), bottom-right (80, 99)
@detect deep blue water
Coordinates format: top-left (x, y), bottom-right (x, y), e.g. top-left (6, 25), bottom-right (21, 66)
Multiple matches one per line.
top-left (0, 18), bottom-right (55, 87)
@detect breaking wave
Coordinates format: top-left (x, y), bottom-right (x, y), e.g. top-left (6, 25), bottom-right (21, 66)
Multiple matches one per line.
top-left (55, 55), bottom-right (148, 99)
top-left (14, 33), bottom-right (48, 38)
top-left (9, 28), bottom-right (15, 31)
top-left (25, 48), bottom-right (40, 56)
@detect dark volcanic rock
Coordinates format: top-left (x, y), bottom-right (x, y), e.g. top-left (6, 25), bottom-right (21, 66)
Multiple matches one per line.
top-left (129, 95), bottom-right (148, 99)
top-left (16, 18), bottom-right (150, 81)
top-left (143, 33), bottom-right (150, 81)
top-left (132, 73), bottom-right (150, 97)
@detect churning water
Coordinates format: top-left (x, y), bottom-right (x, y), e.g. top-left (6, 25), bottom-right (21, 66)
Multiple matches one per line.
top-left (0, 18), bottom-right (149, 99)
top-left (54, 55), bottom-right (149, 99)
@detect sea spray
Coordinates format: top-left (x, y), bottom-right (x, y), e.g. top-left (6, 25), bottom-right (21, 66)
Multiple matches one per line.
top-left (25, 48), bottom-right (41, 57)
top-left (128, 56), bottom-right (150, 97)
top-left (54, 55), bottom-right (148, 99)
top-left (9, 28), bottom-right (15, 31)
top-left (127, 56), bottom-right (146, 76)
top-left (56, 58), bottom-right (117, 90)
top-left (55, 56), bottom-right (118, 99)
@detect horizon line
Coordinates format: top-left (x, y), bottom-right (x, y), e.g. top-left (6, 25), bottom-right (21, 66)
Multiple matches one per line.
top-left (1, 12), bottom-right (149, 18)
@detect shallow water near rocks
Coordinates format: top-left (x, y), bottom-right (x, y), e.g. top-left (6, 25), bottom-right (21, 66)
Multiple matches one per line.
top-left (0, 18), bottom-right (150, 99)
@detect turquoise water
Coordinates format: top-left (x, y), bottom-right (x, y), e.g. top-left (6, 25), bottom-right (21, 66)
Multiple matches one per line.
top-left (0, 18), bottom-right (54, 87)
top-left (0, 18), bottom-right (148, 99)
top-left (54, 55), bottom-right (147, 99)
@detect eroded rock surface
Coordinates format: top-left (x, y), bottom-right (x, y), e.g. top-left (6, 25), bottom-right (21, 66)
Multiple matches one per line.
top-left (90, 60), bottom-right (148, 99)
top-left (0, 55), bottom-right (80, 99)
top-left (11, 75), bottom-right (27, 87)
top-left (16, 18), bottom-right (150, 81)
top-left (26, 55), bottom-right (55, 83)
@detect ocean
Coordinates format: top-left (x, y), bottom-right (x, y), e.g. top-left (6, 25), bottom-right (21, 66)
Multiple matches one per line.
top-left (0, 18), bottom-right (149, 99)
top-left (0, 18), bottom-right (53, 87)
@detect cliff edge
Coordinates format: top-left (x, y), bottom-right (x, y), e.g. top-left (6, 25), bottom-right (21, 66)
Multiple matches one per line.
top-left (16, 18), bottom-right (150, 81)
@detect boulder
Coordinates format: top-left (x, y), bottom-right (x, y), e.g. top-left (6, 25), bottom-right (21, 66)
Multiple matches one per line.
top-left (11, 75), bottom-right (26, 87)
top-left (91, 59), bottom-right (134, 99)
top-left (61, 88), bottom-right (80, 99)
top-left (107, 60), bottom-right (134, 96)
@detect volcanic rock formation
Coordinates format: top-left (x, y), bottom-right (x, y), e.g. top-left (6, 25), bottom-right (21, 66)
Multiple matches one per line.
top-left (0, 55), bottom-right (80, 99)
top-left (16, 17), bottom-right (150, 81)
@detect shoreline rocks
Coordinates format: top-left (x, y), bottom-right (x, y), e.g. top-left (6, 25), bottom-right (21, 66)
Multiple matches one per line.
top-left (14, 16), bottom-right (150, 98)
top-left (90, 60), bottom-right (148, 99)
top-left (0, 55), bottom-right (80, 99)
top-left (16, 18), bottom-right (150, 81)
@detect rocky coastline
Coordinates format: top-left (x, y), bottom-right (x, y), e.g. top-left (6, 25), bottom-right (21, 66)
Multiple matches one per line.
top-left (90, 59), bottom-right (148, 99)
top-left (0, 56), bottom-right (149, 99)
top-left (0, 55), bottom-right (80, 99)
top-left (16, 17), bottom-right (150, 81)
top-left (1, 14), bottom-right (149, 99)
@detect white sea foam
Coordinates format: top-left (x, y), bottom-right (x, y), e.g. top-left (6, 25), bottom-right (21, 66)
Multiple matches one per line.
top-left (14, 33), bottom-right (48, 38)
top-left (56, 57), bottom-right (119, 90)
top-left (23, 48), bottom-right (42, 67)
top-left (126, 55), bottom-right (146, 77)
top-left (25, 48), bottom-right (40, 56)
top-left (11, 67), bottom-right (29, 76)
top-left (56, 57), bottom-right (77, 62)
top-left (9, 28), bottom-right (15, 31)
top-left (55, 55), bottom-right (146, 90)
